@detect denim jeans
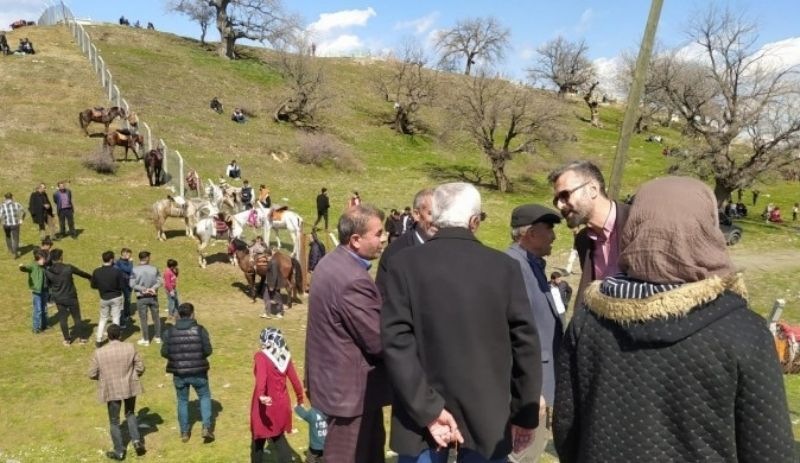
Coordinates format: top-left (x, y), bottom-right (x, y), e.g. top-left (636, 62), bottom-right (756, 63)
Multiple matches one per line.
top-left (136, 296), bottom-right (160, 341)
top-left (173, 375), bottom-right (212, 433)
top-left (31, 292), bottom-right (47, 332)
top-left (107, 397), bottom-right (140, 455)
top-left (399, 449), bottom-right (508, 463)
top-left (167, 290), bottom-right (179, 318)
top-left (121, 287), bottom-right (132, 318)
top-left (97, 296), bottom-right (123, 342)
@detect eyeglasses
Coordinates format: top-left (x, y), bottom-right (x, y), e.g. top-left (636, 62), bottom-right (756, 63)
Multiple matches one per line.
top-left (553, 181), bottom-right (591, 207)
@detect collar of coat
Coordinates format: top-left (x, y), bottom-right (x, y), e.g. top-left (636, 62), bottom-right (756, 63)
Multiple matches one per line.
top-left (583, 273), bottom-right (747, 323)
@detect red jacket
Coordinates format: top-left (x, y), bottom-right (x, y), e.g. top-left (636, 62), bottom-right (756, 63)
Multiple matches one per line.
top-left (250, 353), bottom-right (303, 439)
top-left (163, 267), bottom-right (177, 292)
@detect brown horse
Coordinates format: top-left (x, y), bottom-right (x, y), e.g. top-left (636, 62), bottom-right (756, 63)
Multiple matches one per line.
top-left (104, 129), bottom-right (144, 161)
top-left (231, 238), bottom-right (302, 305)
top-left (144, 147), bottom-right (164, 186)
top-left (79, 106), bottom-right (126, 135)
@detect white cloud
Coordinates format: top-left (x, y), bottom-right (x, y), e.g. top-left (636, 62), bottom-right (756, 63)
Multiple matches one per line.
top-left (575, 8), bottom-right (593, 35)
top-left (593, 56), bottom-right (622, 97)
top-left (308, 7), bottom-right (376, 35)
top-left (316, 34), bottom-right (365, 56)
top-left (757, 37), bottom-right (800, 71)
top-left (394, 11), bottom-right (439, 35)
top-left (519, 46), bottom-right (537, 61)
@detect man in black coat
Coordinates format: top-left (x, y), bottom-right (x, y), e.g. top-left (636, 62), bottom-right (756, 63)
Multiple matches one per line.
top-left (160, 302), bottom-right (214, 443)
top-left (45, 248), bottom-right (91, 345)
top-left (382, 182), bottom-right (542, 462)
top-left (313, 187), bottom-right (330, 230)
top-left (376, 188), bottom-right (434, 299)
top-left (28, 183), bottom-right (54, 239)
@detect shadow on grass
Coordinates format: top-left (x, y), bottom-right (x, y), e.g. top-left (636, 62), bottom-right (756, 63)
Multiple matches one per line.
top-left (186, 399), bottom-right (224, 437)
top-left (419, 162), bottom-right (496, 190)
top-left (135, 406), bottom-right (164, 441)
top-left (163, 229), bottom-right (188, 240)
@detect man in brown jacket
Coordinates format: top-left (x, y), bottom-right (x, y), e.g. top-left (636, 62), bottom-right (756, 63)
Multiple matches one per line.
top-left (89, 324), bottom-right (146, 460)
top-left (305, 204), bottom-right (390, 462)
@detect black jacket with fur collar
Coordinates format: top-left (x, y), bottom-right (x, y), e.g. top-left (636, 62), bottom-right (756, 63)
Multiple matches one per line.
top-left (553, 275), bottom-right (794, 463)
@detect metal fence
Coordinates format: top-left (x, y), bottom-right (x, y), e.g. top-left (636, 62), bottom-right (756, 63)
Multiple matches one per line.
top-left (38, 2), bottom-right (185, 196)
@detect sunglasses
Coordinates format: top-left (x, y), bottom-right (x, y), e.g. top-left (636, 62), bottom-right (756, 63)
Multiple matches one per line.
top-left (553, 181), bottom-right (591, 207)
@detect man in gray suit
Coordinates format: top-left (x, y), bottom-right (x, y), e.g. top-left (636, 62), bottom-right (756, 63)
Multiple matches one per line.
top-left (505, 204), bottom-right (564, 463)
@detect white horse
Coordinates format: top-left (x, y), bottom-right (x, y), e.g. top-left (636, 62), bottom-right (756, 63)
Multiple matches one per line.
top-left (193, 216), bottom-right (237, 268)
top-left (262, 205), bottom-right (303, 257)
top-left (206, 179), bottom-right (240, 212)
top-left (152, 195), bottom-right (219, 241)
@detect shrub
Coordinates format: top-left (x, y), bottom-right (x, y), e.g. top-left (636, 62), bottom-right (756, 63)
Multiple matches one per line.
top-left (83, 149), bottom-right (118, 174)
top-left (296, 133), bottom-right (363, 172)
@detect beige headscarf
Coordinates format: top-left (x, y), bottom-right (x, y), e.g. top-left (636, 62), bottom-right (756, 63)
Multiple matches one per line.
top-left (618, 176), bottom-right (735, 284)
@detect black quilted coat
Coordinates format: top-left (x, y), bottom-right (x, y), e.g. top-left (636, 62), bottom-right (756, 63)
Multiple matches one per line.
top-left (553, 276), bottom-right (795, 462)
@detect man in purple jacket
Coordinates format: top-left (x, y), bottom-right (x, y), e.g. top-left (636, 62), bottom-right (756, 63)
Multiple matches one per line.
top-left (305, 204), bottom-right (389, 463)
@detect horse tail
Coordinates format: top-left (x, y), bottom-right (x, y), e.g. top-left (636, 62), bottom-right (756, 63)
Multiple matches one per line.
top-left (291, 257), bottom-right (303, 294)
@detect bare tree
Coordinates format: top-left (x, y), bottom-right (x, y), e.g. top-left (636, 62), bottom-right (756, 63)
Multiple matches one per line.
top-left (617, 50), bottom-right (672, 132)
top-left (273, 40), bottom-right (328, 129)
top-left (451, 71), bottom-right (564, 192)
top-left (375, 41), bottom-right (437, 135)
top-left (583, 81), bottom-right (602, 127)
top-left (169, 0), bottom-right (299, 59)
top-left (168, 0), bottom-right (215, 45)
top-left (529, 37), bottom-right (595, 98)
top-left (435, 17), bottom-right (510, 76)
top-left (654, 7), bottom-right (800, 203)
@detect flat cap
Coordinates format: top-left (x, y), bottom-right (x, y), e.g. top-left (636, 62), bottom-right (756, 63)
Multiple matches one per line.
top-left (510, 204), bottom-right (561, 227)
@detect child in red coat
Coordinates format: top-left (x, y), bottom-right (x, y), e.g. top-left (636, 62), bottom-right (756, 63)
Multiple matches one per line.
top-left (250, 327), bottom-right (304, 463)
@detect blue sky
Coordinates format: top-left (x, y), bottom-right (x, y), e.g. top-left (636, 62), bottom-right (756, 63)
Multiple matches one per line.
top-left (7, 0), bottom-right (800, 81)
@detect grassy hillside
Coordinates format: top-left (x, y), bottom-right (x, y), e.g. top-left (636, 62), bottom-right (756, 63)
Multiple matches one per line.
top-left (0, 24), bottom-right (797, 461)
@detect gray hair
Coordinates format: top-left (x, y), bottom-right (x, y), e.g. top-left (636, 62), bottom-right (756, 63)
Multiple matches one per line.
top-left (432, 182), bottom-right (481, 229)
top-left (412, 188), bottom-right (434, 211)
top-left (510, 225), bottom-right (531, 242)
top-left (338, 204), bottom-right (385, 243)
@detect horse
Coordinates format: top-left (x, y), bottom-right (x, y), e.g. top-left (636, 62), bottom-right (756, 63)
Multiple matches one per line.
top-left (185, 169), bottom-right (201, 197)
top-left (144, 147), bottom-right (164, 186)
top-left (205, 179), bottom-right (239, 213)
top-left (152, 195), bottom-right (217, 241)
top-left (79, 106), bottom-right (126, 135)
top-left (104, 129), bottom-right (144, 161)
top-left (230, 238), bottom-right (303, 305)
top-left (194, 214), bottom-right (238, 268)
top-left (255, 204), bottom-right (304, 258)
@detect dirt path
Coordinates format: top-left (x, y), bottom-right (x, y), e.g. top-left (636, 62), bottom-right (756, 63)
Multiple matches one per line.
top-left (729, 247), bottom-right (800, 273)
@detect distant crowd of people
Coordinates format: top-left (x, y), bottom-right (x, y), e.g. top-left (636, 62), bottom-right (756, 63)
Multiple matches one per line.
top-left (119, 16), bottom-right (155, 30)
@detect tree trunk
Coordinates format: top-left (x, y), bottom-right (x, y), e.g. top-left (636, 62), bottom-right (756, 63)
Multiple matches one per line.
top-left (214, 3), bottom-right (235, 59)
top-left (200, 23), bottom-right (207, 45)
top-left (634, 115), bottom-right (644, 133)
top-left (490, 155), bottom-right (512, 192)
top-left (464, 55), bottom-right (473, 76)
top-left (713, 179), bottom-right (734, 208)
top-left (588, 103), bottom-right (601, 127)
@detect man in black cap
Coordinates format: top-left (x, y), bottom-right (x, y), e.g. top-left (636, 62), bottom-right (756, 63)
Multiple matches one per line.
top-left (505, 204), bottom-right (564, 463)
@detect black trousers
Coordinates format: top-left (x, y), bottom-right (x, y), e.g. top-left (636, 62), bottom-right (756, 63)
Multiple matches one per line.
top-left (107, 397), bottom-right (140, 454)
top-left (57, 207), bottom-right (75, 236)
top-left (57, 302), bottom-right (84, 341)
top-left (251, 434), bottom-right (292, 463)
top-left (313, 211), bottom-right (328, 230)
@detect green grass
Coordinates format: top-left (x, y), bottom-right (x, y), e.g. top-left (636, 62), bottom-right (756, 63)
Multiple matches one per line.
top-left (0, 24), bottom-right (797, 461)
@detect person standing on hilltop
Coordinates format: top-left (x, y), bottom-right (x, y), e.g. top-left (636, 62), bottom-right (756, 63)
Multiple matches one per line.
top-left (314, 187), bottom-right (330, 230)
top-left (28, 183), bottom-right (55, 240)
top-left (53, 181), bottom-right (76, 239)
top-left (1, 192), bottom-right (25, 258)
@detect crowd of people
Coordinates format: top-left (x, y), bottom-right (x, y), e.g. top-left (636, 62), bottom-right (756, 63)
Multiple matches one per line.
top-left (8, 160), bottom-right (796, 462)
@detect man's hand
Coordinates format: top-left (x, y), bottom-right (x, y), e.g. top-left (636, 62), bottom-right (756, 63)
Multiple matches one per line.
top-left (427, 409), bottom-right (464, 449)
top-left (511, 425), bottom-right (535, 454)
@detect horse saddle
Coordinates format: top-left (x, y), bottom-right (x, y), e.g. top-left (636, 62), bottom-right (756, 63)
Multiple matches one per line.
top-left (254, 253), bottom-right (270, 269)
top-left (115, 131), bottom-right (130, 142)
top-left (270, 206), bottom-right (289, 222)
top-left (92, 107), bottom-right (105, 118)
top-left (247, 209), bottom-right (261, 228)
top-left (214, 217), bottom-right (230, 234)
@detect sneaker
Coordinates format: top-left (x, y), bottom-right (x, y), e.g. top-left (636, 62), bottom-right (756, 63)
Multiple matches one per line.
top-left (202, 427), bottom-right (215, 442)
top-left (260, 313), bottom-right (271, 319)
top-left (180, 432), bottom-right (191, 443)
top-left (62, 339), bottom-right (72, 347)
top-left (275, 313), bottom-right (283, 319)
top-left (153, 337), bottom-right (162, 344)
top-left (78, 338), bottom-right (89, 345)
top-left (133, 440), bottom-right (146, 457)
top-left (137, 339), bottom-right (150, 346)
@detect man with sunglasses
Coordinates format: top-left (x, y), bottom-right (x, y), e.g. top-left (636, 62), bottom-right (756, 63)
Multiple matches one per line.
top-left (548, 161), bottom-right (630, 310)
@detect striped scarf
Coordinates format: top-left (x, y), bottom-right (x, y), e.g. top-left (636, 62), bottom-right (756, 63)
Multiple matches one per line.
top-left (599, 274), bottom-right (682, 299)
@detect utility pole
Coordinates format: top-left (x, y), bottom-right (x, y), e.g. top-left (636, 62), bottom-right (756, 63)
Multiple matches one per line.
top-left (608, 0), bottom-right (664, 199)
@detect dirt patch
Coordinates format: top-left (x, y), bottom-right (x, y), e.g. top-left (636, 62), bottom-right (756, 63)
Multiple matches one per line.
top-left (729, 248), bottom-right (800, 273)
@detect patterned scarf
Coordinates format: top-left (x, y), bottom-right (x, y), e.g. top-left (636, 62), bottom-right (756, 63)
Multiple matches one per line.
top-left (260, 327), bottom-right (291, 373)
top-left (599, 274), bottom-right (682, 299)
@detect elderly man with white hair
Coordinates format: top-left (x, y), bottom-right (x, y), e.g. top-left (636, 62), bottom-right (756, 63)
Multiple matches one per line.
top-left (382, 182), bottom-right (543, 463)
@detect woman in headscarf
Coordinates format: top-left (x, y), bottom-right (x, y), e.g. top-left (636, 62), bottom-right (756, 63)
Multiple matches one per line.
top-left (250, 328), bottom-right (304, 463)
top-left (553, 176), bottom-right (794, 462)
